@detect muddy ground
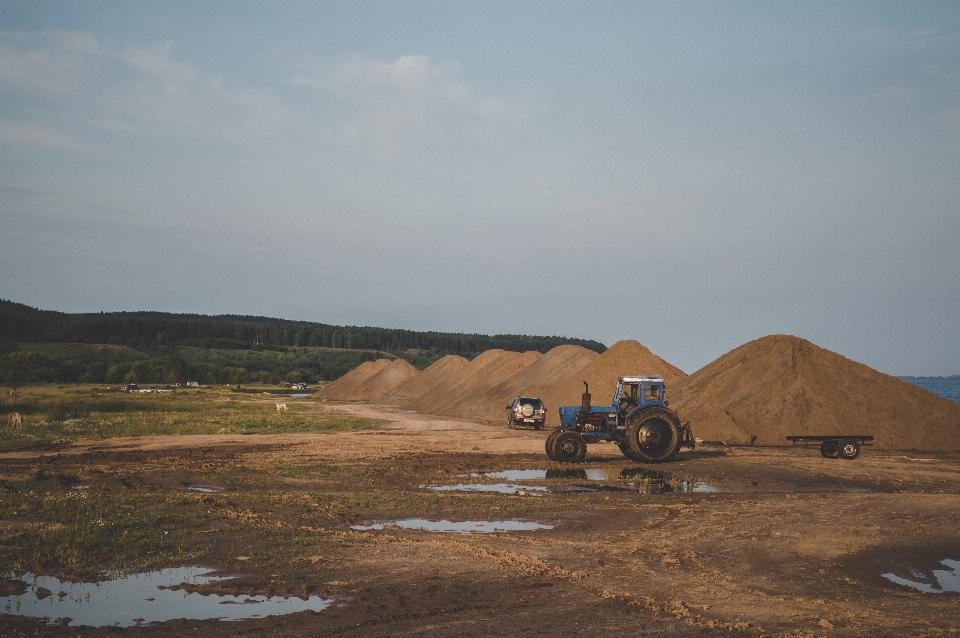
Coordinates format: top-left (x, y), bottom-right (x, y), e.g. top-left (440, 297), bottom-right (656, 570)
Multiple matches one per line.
top-left (1, 404), bottom-right (959, 637)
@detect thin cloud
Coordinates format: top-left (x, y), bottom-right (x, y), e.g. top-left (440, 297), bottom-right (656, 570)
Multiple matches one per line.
top-left (0, 30), bottom-right (301, 151)
top-left (294, 53), bottom-right (522, 158)
top-left (0, 118), bottom-right (86, 151)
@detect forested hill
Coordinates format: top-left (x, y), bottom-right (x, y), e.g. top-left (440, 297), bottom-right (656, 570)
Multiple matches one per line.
top-left (0, 300), bottom-right (606, 356)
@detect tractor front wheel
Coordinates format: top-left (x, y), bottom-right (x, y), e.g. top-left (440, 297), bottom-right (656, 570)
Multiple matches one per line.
top-left (552, 431), bottom-right (587, 463)
top-left (544, 429), bottom-right (562, 461)
top-left (625, 409), bottom-right (682, 463)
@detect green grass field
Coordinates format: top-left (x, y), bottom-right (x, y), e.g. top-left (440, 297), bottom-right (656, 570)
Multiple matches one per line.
top-left (0, 385), bottom-right (381, 452)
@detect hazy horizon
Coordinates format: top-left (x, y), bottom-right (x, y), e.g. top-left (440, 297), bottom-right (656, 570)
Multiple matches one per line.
top-left (2, 1), bottom-right (959, 376)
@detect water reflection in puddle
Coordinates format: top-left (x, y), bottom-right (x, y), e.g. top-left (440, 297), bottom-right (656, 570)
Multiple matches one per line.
top-left (289, 393), bottom-right (311, 398)
top-left (0, 567), bottom-right (333, 626)
top-left (184, 483), bottom-right (225, 493)
top-left (351, 518), bottom-right (553, 534)
top-left (882, 559), bottom-right (960, 594)
top-left (424, 483), bottom-right (547, 495)
top-left (480, 469), bottom-right (869, 495)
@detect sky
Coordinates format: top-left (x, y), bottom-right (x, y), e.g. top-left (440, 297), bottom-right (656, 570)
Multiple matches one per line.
top-left (1, 1), bottom-right (958, 376)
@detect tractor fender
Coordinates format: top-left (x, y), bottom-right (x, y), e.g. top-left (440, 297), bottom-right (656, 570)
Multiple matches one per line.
top-left (625, 405), bottom-right (679, 421)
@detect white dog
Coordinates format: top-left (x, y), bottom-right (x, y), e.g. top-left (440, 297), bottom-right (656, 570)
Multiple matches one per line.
top-left (8, 412), bottom-right (22, 430)
top-left (276, 402), bottom-right (288, 412)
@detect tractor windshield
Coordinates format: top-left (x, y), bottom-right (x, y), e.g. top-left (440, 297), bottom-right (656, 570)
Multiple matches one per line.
top-left (644, 384), bottom-right (661, 401)
top-left (618, 383), bottom-right (639, 409)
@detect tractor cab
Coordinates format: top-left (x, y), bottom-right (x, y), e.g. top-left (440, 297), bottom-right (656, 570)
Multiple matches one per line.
top-left (614, 376), bottom-right (665, 413)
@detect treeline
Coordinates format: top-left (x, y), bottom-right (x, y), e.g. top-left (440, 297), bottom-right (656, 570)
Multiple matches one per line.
top-left (0, 299), bottom-right (606, 356)
top-left (0, 347), bottom-right (382, 388)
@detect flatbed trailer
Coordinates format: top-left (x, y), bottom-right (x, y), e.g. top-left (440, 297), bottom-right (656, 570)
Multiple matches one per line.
top-left (786, 435), bottom-right (874, 460)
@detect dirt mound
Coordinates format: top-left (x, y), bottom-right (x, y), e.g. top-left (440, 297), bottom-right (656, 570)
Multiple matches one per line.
top-left (354, 359), bottom-right (420, 401)
top-left (312, 359), bottom-right (394, 400)
top-left (537, 340), bottom-right (687, 419)
top-left (377, 354), bottom-right (470, 405)
top-left (464, 345), bottom-right (601, 423)
top-left (410, 350), bottom-right (543, 418)
top-left (670, 335), bottom-right (960, 451)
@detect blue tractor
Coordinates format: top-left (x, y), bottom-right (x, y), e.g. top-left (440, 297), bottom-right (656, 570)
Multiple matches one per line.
top-left (544, 376), bottom-right (694, 463)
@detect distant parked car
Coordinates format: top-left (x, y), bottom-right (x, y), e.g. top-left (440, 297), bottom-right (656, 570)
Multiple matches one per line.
top-left (507, 396), bottom-right (546, 430)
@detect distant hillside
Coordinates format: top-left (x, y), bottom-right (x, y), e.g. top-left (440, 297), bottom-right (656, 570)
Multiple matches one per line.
top-left (0, 299), bottom-right (606, 357)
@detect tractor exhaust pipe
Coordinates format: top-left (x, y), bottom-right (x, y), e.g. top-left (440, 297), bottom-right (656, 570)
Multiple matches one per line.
top-left (581, 381), bottom-right (591, 413)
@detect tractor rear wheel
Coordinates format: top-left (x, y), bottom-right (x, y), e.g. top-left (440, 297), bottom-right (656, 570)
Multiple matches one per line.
top-left (544, 429), bottom-right (561, 461)
top-left (625, 408), bottom-right (682, 463)
top-left (839, 439), bottom-right (860, 460)
top-left (617, 441), bottom-right (644, 463)
top-left (552, 431), bottom-right (587, 463)
top-left (820, 441), bottom-right (840, 458)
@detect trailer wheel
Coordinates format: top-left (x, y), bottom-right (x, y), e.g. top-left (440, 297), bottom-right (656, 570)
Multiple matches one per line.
top-left (544, 429), bottom-right (562, 461)
top-left (838, 439), bottom-right (860, 460)
top-left (625, 409), bottom-right (682, 463)
top-left (552, 431), bottom-right (587, 463)
top-left (820, 441), bottom-right (840, 459)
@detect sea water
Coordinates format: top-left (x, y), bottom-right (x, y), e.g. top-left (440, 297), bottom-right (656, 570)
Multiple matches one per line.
top-left (897, 377), bottom-right (960, 404)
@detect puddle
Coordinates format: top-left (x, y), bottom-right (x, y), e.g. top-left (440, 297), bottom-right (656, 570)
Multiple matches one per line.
top-left (481, 469), bottom-right (869, 495)
top-left (485, 470), bottom-right (549, 481)
top-left (882, 559), bottom-right (960, 594)
top-left (184, 483), bottom-right (225, 493)
top-left (350, 518), bottom-right (553, 534)
top-left (289, 393), bottom-right (311, 398)
top-left (71, 485), bottom-right (90, 490)
top-left (0, 567), bottom-right (333, 626)
top-left (424, 483), bottom-right (546, 495)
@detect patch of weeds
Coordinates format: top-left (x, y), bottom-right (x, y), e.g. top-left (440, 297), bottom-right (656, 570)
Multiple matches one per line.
top-left (276, 465), bottom-right (315, 477)
top-left (0, 489), bottom-right (198, 579)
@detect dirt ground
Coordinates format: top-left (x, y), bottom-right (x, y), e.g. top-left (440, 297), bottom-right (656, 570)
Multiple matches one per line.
top-left (2, 403), bottom-right (959, 637)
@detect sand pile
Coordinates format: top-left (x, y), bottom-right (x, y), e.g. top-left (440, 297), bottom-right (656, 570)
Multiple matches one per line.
top-left (313, 359), bottom-right (392, 400)
top-left (356, 359), bottom-right (421, 401)
top-left (464, 345), bottom-right (600, 422)
top-left (313, 358), bottom-right (418, 401)
top-left (315, 340), bottom-right (687, 425)
top-left (377, 354), bottom-right (470, 405)
top-left (536, 340), bottom-right (688, 420)
top-left (670, 335), bottom-right (960, 451)
top-left (409, 350), bottom-right (543, 419)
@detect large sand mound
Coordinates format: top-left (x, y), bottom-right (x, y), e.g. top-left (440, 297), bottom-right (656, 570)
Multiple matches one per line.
top-left (670, 334), bottom-right (960, 451)
top-left (537, 340), bottom-right (687, 419)
top-left (409, 350), bottom-right (543, 419)
top-left (313, 359), bottom-right (393, 400)
top-left (465, 345), bottom-right (601, 423)
top-left (377, 354), bottom-right (470, 405)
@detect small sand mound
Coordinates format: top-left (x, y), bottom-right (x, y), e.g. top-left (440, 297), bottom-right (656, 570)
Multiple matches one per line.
top-left (538, 340), bottom-right (687, 418)
top-left (354, 359), bottom-right (420, 401)
top-left (466, 345), bottom-right (601, 423)
top-left (377, 354), bottom-right (470, 405)
top-left (312, 359), bottom-right (393, 400)
top-left (670, 335), bottom-right (960, 451)
top-left (411, 350), bottom-right (543, 418)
